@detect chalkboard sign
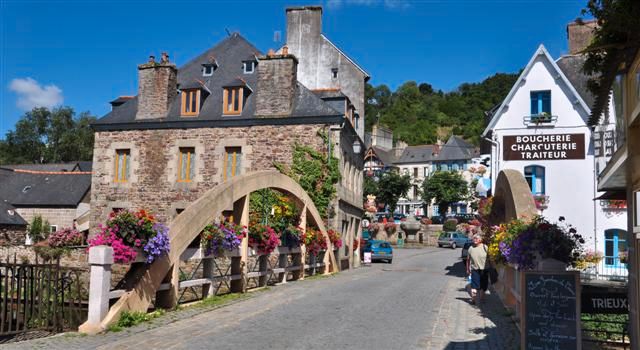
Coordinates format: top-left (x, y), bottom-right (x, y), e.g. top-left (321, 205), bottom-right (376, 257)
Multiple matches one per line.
top-left (522, 271), bottom-right (581, 350)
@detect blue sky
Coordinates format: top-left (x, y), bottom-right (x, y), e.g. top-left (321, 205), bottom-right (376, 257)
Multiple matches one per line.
top-left (1, 0), bottom-right (587, 137)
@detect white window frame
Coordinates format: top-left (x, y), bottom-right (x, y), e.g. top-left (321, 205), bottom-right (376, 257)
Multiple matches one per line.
top-left (243, 61), bottom-right (255, 74)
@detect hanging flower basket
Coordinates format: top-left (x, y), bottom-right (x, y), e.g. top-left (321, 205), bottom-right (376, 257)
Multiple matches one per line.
top-left (200, 221), bottom-right (245, 257)
top-left (88, 209), bottom-right (170, 264)
top-left (488, 216), bottom-right (584, 270)
top-left (304, 228), bottom-right (327, 256)
top-left (279, 225), bottom-right (302, 249)
top-left (248, 224), bottom-right (280, 255)
top-left (327, 229), bottom-right (342, 250)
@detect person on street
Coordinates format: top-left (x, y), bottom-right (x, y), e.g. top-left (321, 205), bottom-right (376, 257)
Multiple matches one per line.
top-left (466, 234), bottom-right (488, 304)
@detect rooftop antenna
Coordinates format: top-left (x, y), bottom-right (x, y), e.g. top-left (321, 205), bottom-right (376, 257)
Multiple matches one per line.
top-left (225, 28), bottom-right (231, 37)
top-left (273, 30), bottom-right (281, 44)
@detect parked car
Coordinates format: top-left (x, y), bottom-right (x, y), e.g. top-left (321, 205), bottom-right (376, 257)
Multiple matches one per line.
top-left (363, 240), bottom-right (393, 263)
top-left (461, 241), bottom-right (473, 259)
top-left (437, 232), bottom-right (470, 249)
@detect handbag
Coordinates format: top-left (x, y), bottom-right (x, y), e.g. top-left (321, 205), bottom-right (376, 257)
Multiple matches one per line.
top-left (483, 244), bottom-right (499, 284)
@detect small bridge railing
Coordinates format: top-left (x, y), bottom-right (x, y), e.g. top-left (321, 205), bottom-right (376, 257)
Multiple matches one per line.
top-left (106, 246), bottom-right (327, 305)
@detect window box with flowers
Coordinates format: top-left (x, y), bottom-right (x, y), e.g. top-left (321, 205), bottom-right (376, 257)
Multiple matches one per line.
top-left (88, 209), bottom-right (170, 264)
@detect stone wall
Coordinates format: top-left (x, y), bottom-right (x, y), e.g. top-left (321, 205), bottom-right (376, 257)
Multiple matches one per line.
top-left (16, 207), bottom-right (77, 231)
top-left (0, 225), bottom-right (27, 246)
top-left (136, 57), bottom-right (178, 120)
top-left (91, 125), bottom-right (328, 235)
top-left (255, 54), bottom-right (297, 117)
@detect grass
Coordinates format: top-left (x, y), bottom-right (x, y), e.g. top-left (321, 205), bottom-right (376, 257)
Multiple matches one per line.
top-left (198, 292), bottom-right (249, 308)
top-left (303, 273), bottom-right (334, 281)
top-left (107, 309), bottom-right (165, 332)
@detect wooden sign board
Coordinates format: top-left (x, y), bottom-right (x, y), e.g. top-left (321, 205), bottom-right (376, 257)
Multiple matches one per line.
top-left (503, 134), bottom-right (585, 161)
top-left (521, 271), bottom-right (581, 350)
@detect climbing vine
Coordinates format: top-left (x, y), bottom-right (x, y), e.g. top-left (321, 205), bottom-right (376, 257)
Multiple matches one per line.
top-left (274, 131), bottom-right (341, 220)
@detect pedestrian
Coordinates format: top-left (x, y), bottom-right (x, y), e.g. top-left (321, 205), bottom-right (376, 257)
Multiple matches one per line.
top-left (466, 234), bottom-right (489, 305)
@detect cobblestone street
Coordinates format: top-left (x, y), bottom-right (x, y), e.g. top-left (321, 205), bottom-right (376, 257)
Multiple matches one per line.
top-left (7, 248), bottom-right (519, 350)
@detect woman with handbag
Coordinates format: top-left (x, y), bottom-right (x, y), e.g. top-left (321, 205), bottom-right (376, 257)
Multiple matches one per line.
top-left (466, 234), bottom-right (489, 305)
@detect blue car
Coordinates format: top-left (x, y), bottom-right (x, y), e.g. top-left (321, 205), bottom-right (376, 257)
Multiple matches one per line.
top-left (363, 240), bottom-right (393, 263)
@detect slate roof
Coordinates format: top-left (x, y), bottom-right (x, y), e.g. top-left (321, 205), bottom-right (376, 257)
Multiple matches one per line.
top-left (1, 163), bottom-right (81, 172)
top-left (396, 145), bottom-right (438, 164)
top-left (434, 136), bottom-right (477, 161)
top-left (370, 146), bottom-right (397, 166)
top-left (0, 201), bottom-right (27, 226)
top-left (94, 33), bottom-right (343, 129)
top-left (0, 168), bottom-right (91, 207)
top-left (556, 55), bottom-right (595, 109)
top-left (312, 89), bottom-right (348, 100)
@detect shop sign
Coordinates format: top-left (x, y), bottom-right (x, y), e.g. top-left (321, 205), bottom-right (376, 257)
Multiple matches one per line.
top-left (503, 133), bottom-right (585, 161)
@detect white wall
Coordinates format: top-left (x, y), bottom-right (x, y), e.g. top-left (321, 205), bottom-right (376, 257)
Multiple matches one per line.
top-left (490, 52), bottom-right (627, 255)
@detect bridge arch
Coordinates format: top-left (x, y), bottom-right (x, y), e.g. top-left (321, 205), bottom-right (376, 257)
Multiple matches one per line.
top-left (99, 170), bottom-right (337, 328)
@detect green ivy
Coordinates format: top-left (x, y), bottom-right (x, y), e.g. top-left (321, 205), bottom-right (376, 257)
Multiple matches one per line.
top-left (274, 131), bottom-right (341, 220)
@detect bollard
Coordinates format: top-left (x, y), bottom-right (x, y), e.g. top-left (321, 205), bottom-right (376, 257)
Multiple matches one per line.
top-left (79, 246), bottom-right (114, 334)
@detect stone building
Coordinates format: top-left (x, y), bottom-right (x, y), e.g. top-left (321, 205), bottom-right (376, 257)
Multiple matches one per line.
top-left (0, 163), bottom-right (92, 244)
top-left (90, 8), bottom-right (365, 268)
top-left (285, 6), bottom-right (370, 141)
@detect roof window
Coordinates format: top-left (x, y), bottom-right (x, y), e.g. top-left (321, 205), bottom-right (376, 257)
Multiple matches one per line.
top-left (202, 57), bottom-right (219, 77)
top-left (243, 60), bottom-right (256, 74)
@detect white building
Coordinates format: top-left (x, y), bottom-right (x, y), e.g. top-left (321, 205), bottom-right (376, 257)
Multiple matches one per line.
top-left (483, 44), bottom-right (627, 278)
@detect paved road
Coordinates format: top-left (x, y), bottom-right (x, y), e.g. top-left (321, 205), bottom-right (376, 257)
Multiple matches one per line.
top-left (9, 247), bottom-right (519, 350)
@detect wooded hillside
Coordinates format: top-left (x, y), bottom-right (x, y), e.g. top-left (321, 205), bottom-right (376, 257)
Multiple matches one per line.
top-left (365, 72), bottom-right (519, 145)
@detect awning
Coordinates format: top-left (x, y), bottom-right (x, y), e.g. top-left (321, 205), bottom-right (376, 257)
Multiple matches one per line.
top-left (594, 190), bottom-right (626, 200)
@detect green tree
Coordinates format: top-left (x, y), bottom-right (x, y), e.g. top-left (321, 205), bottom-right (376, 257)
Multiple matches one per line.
top-left (580, 0), bottom-right (640, 125)
top-left (0, 107), bottom-right (96, 164)
top-left (376, 171), bottom-right (411, 214)
top-left (366, 73), bottom-right (518, 146)
top-left (421, 171), bottom-right (470, 217)
top-left (363, 174), bottom-right (379, 201)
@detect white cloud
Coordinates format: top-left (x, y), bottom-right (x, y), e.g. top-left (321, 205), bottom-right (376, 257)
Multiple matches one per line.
top-left (327, 0), bottom-right (408, 9)
top-left (8, 77), bottom-right (64, 111)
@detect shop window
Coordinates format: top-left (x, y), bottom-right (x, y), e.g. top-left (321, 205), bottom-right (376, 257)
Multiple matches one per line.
top-left (178, 147), bottom-right (195, 182)
top-left (114, 149), bottom-right (130, 183)
top-left (604, 229), bottom-right (627, 266)
top-left (224, 147), bottom-right (242, 181)
top-left (524, 165), bottom-right (545, 195)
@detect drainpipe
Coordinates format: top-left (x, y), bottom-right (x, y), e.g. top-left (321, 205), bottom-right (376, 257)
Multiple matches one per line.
top-left (591, 127), bottom-right (598, 277)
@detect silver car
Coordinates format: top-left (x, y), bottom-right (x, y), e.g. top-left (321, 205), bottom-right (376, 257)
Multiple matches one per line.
top-left (437, 232), bottom-right (470, 249)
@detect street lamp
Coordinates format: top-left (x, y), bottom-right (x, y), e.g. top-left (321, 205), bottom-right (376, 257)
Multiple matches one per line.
top-left (353, 140), bottom-right (362, 154)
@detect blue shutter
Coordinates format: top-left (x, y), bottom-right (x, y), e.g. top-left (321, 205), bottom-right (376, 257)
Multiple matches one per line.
top-left (541, 91), bottom-right (551, 114)
top-left (530, 92), bottom-right (538, 115)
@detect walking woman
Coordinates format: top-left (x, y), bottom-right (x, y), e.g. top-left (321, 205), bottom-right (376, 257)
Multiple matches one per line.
top-left (466, 234), bottom-right (489, 304)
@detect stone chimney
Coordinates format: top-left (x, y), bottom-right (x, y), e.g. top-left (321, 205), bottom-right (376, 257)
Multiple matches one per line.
top-left (255, 49), bottom-right (298, 117)
top-left (394, 141), bottom-right (408, 158)
top-left (567, 20), bottom-right (598, 55)
top-left (285, 6), bottom-right (322, 89)
top-left (135, 52), bottom-right (178, 120)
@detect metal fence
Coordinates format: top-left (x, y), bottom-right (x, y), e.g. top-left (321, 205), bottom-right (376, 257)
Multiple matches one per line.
top-left (580, 257), bottom-right (628, 282)
top-left (0, 255), bottom-right (86, 340)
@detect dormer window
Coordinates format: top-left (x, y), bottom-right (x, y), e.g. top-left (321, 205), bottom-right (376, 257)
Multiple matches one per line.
top-left (243, 60), bottom-right (255, 74)
top-left (181, 89), bottom-right (201, 116)
top-left (224, 87), bottom-right (244, 115)
top-left (331, 68), bottom-right (338, 79)
top-left (202, 64), bottom-right (217, 77)
top-left (202, 57), bottom-right (218, 77)
top-left (223, 79), bottom-right (251, 115)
